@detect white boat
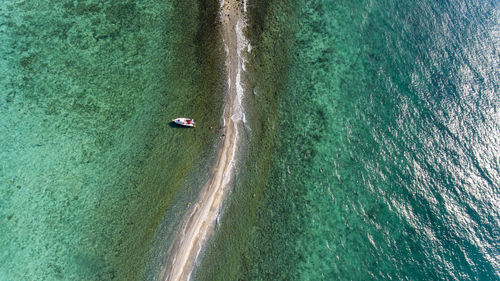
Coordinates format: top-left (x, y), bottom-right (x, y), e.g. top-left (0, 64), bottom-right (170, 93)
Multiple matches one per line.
top-left (172, 117), bottom-right (195, 127)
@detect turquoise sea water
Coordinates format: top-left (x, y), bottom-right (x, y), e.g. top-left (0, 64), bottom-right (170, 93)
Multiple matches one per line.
top-left (196, 0), bottom-right (499, 280)
top-left (1, 0), bottom-right (498, 280)
top-left (1, 0), bottom-right (223, 280)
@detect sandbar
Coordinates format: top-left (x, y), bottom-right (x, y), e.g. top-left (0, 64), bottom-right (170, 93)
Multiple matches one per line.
top-left (159, 1), bottom-right (246, 280)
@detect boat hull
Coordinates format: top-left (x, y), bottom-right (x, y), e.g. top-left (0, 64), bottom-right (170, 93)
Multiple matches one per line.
top-left (172, 118), bottom-right (195, 127)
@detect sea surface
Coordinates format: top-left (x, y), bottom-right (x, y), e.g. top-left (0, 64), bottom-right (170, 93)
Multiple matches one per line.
top-left (195, 0), bottom-right (499, 280)
top-left (1, 0), bottom-right (223, 280)
top-left (1, 0), bottom-right (498, 280)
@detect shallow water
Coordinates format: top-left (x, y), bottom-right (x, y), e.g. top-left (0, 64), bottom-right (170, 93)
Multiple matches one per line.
top-left (195, 0), bottom-right (499, 280)
top-left (0, 0), bottom-right (223, 280)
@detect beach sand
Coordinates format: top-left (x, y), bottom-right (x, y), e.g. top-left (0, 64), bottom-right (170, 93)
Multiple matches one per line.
top-left (160, 1), bottom-right (245, 280)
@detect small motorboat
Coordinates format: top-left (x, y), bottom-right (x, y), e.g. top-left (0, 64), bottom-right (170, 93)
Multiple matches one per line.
top-left (172, 117), bottom-right (195, 127)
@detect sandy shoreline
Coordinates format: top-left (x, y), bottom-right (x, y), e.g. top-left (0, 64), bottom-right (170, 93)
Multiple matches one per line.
top-left (159, 1), bottom-right (246, 281)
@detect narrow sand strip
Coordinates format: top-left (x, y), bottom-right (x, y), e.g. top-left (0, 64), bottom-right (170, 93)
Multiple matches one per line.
top-left (160, 1), bottom-right (246, 281)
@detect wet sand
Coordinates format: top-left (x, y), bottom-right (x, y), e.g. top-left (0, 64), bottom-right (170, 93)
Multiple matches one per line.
top-left (160, 1), bottom-right (245, 280)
